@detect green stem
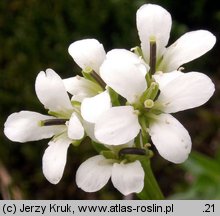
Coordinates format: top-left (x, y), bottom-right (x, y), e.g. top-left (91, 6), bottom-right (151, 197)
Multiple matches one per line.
top-left (137, 159), bottom-right (164, 200)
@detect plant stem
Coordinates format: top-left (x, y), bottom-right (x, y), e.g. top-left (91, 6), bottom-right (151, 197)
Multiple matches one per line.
top-left (137, 159), bottom-right (164, 200)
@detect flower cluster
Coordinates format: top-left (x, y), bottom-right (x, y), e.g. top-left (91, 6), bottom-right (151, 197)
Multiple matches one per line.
top-left (4, 4), bottom-right (216, 196)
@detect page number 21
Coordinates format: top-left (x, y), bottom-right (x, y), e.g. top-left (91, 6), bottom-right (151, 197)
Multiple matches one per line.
top-left (203, 204), bottom-right (215, 213)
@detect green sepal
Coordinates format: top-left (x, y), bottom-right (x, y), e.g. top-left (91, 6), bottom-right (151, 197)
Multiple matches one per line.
top-left (71, 100), bottom-right (81, 108)
top-left (131, 46), bottom-right (144, 58)
top-left (140, 81), bottom-right (159, 103)
top-left (82, 71), bottom-right (96, 83)
top-left (101, 150), bottom-right (118, 160)
top-left (121, 148), bottom-right (153, 162)
top-left (145, 72), bottom-right (152, 87)
top-left (108, 87), bottom-right (120, 106)
top-left (82, 69), bottom-right (106, 90)
top-left (91, 141), bottom-right (109, 154)
top-left (151, 108), bottom-right (163, 115)
top-left (48, 110), bottom-right (70, 118)
top-left (48, 111), bottom-right (61, 118)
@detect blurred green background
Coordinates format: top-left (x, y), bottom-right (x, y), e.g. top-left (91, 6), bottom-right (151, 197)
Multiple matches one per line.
top-left (0, 0), bottom-right (219, 199)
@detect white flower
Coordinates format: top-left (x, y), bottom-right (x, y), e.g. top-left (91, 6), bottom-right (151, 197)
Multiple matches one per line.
top-left (65, 38), bottom-right (109, 139)
top-left (63, 39), bottom-right (106, 102)
top-left (4, 69), bottom-right (84, 184)
top-left (81, 91), bottom-right (112, 123)
top-left (63, 75), bottom-right (103, 102)
top-left (76, 155), bottom-right (144, 195)
top-left (68, 38), bottom-right (106, 74)
top-left (82, 49), bottom-right (215, 163)
top-left (136, 4), bottom-right (216, 72)
top-left (80, 49), bottom-right (146, 144)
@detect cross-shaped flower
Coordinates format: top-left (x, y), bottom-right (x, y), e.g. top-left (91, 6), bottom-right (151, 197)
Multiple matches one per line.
top-left (136, 4), bottom-right (216, 72)
top-left (4, 69), bottom-right (84, 184)
top-left (76, 155), bottom-right (144, 195)
top-left (81, 49), bottom-right (215, 163)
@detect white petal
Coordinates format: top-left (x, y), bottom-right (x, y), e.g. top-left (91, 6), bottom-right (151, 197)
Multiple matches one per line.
top-left (42, 136), bottom-right (71, 184)
top-left (160, 30), bottom-right (216, 72)
top-left (81, 91), bottom-right (111, 123)
top-left (111, 161), bottom-right (144, 195)
top-left (157, 72), bottom-right (215, 113)
top-left (63, 75), bottom-right (102, 98)
top-left (35, 69), bottom-right (72, 112)
top-left (100, 49), bottom-right (148, 103)
top-left (82, 120), bottom-right (100, 143)
top-left (153, 71), bottom-right (183, 89)
top-left (95, 106), bottom-right (141, 145)
top-left (67, 113), bottom-right (84, 140)
top-left (4, 111), bottom-right (65, 143)
top-left (76, 155), bottom-right (112, 192)
top-left (68, 39), bottom-right (106, 73)
top-left (149, 114), bottom-right (192, 163)
top-left (70, 94), bottom-right (88, 103)
top-left (106, 49), bottom-right (149, 76)
top-left (136, 4), bottom-right (172, 63)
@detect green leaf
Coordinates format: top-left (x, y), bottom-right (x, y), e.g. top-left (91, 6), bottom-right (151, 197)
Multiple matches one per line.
top-left (182, 151), bottom-right (220, 181)
top-left (171, 151), bottom-right (220, 199)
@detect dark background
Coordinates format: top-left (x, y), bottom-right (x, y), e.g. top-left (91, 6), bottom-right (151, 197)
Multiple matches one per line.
top-left (0, 0), bottom-right (219, 199)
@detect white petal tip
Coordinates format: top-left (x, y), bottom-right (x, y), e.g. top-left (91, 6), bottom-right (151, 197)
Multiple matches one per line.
top-left (68, 39), bottom-right (106, 72)
top-left (149, 114), bottom-right (192, 164)
top-left (76, 155), bottom-right (112, 192)
top-left (67, 113), bottom-right (84, 140)
top-left (42, 138), bottom-right (71, 185)
top-left (112, 161), bottom-right (144, 195)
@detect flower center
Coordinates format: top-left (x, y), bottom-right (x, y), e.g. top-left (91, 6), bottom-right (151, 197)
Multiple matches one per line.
top-left (132, 40), bottom-right (163, 131)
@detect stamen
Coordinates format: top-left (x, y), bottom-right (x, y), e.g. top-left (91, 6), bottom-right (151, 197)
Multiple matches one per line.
top-left (144, 99), bottom-right (154, 108)
top-left (90, 71), bottom-right (106, 90)
top-left (149, 38), bottom-right (157, 75)
top-left (119, 147), bottom-right (146, 157)
top-left (140, 81), bottom-right (159, 103)
top-left (83, 66), bottom-right (93, 73)
top-left (82, 66), bottom-right (106, 89)
top-left (41, 119), bottom-right (68, 126)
